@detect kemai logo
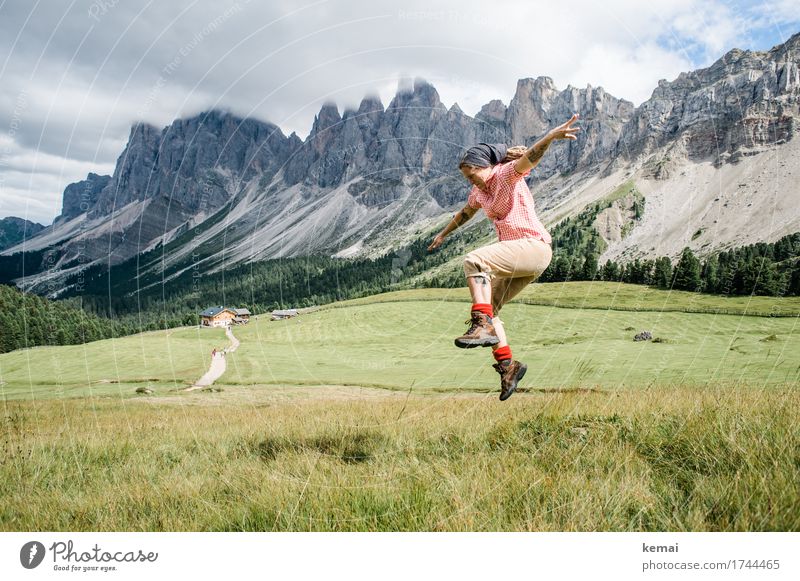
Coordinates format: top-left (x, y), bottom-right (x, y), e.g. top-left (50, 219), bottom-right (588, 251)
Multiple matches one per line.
top-left (20, 541), bottom-right (46, 569)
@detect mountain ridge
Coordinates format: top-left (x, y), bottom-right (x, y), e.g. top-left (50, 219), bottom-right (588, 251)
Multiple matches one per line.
top-left (0, 217), bottom-right (45, 252)
top-left (3, 33), bottom-right (799, 297)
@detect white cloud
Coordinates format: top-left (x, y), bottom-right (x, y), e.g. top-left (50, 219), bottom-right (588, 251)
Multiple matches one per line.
top-left (567, 42), bottom-right (692, 104)
top-left (0, 185), bottom-right (64, 226)
top-left (0, 142), bottom-right (115, 224)
top-left (760, 0), bottom-right (800, 24)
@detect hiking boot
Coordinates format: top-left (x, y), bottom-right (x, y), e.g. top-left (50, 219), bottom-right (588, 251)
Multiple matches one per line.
top-left (493, 359), bottom-right (527, 401)
top-left (454, 311), bottom-right (500, 348)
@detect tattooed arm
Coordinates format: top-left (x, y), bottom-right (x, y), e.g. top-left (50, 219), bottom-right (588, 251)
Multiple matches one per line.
top-left (514, 113), bottom-right (581, 174)
top-left (427, 204), bottom-right (478, 251)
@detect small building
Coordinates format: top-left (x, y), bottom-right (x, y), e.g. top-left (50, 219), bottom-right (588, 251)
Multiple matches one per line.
top-left (200, 306), bottom-right (237, 327)
top-left (233, 308), bottom-right (251, 325)
top-left (271, 309), bottom-right (298, 320)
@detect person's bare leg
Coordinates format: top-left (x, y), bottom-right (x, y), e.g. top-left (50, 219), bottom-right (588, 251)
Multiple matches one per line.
top-left (490, 276), bottom-right (536, 352)
top-left (491, 316), bottom-right (508, 348)
top-left (489, 277), bottom-right (511, 349)
top-left (466, 273), bottom-right (492, 305)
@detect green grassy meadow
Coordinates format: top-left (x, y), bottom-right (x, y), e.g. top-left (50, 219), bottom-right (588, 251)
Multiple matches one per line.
top-left (1, 282), bottom-right (798, 531)
top-left (226, 293), bottom-right (799, 391)
top-left (0, 326), bottom-right (226, 399)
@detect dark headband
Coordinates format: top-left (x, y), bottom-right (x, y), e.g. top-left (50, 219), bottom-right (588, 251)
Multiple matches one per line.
top-left (458, 142), bottom-right (507, 168)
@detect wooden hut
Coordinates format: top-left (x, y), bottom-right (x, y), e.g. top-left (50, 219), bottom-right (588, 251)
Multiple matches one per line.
top-left (270, 309), bottom-right (299, 320)
top-left (199, 306), bottom-right (237, 327)
top-left (233, 308), bottom-right (251, 324)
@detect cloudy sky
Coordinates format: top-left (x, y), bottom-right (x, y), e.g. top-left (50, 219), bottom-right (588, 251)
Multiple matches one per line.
top-left (1, 0), bottom-right (798, 224)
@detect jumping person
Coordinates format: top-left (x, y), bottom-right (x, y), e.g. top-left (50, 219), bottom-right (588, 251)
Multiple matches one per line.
top-left (427, 113), bottom-right (581, 401)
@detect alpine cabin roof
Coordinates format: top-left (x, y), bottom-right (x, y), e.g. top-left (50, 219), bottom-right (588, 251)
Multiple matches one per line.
top-left (200, 306), bottom-right (235, 317)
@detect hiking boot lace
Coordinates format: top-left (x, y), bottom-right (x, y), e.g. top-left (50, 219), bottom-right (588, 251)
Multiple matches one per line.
top-left (493, 361), bottom-right (510, 375)
top-left (463, 312), bottom-right (486, 335)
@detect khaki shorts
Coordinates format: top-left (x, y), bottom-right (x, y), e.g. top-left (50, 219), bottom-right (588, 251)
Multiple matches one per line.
top-left (463, 237), bottom-right (552, 315)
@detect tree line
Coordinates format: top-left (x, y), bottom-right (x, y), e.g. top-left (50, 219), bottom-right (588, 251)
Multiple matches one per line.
top-left (0, 284), bottom-right (142, 353)
top-left (538, 233), bottom-right (800, 296)
top-left (2, 222), bottom-right (798, 353)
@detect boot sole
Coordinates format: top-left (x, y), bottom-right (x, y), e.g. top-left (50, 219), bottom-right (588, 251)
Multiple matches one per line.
top-left (454, 337), bottom-right (500, 349)
top-left (500, 363), bottom-right (527, 401)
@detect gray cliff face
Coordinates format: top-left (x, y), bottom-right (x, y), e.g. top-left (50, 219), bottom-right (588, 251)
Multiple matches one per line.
top-left (28, 110), bottom-right (298, 270)
top-left (6, 31), bottom-right (800, 295)
top-left (91, 122), bottom-right (161, 217)
top-left (92, 110), bottom-right (292, 218)
top-left (475, 99), bottom-right (507, 132)
top-left (281, 79), bottom-right (510, 210)
top-left (284, 79), bottom-right (465, 188)
top-left (84, 76), bottom-right (636, 223)
top-left (506, 77), bottom-right (561, 144)
top-left (617, 32), bottom-right (800, 166)
top-left (378, 78), bottom-right (449, 178)
top-left (504, 77), bottom-right (635, 176)
top-left (58, 173), bottom-right (111, 221)
top-left (0, 217), bottom-right (44, 251)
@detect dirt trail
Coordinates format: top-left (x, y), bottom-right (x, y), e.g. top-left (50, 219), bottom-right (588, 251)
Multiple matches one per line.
top-left (185, 326), bottom-right (239, 391)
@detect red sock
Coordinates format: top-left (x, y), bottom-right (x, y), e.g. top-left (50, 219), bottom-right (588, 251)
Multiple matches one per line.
top-left (471, 303), bottom-right (493, 317)
top-left (493, 345), bottom-right (512, 362)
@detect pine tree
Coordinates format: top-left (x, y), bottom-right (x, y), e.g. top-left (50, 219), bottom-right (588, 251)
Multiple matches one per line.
top-left (754, 260), bottom-right (783, 296)
top-left (653, 257), bottom-right (672, 289)
top-left (672, 248), bottom-right (701, 291)
top-left (789, 260), bottom-right (800, 295)
top-left (601, 260), bottom-right (621, 281)
top-left (550, 256), bottom-right (571, 282)
top-left (581, 253), bottom-right (598, 280)
top-left (700, 255), bottom-right (719, 293)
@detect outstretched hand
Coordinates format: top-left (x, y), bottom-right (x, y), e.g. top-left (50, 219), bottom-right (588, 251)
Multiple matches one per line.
top-left (427, 233), bottom-right (445, 252)
top-left (548, 113), bottom-right (581, 141)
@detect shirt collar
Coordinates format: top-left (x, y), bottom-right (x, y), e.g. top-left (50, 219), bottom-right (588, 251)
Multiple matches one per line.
top-left (478, 164), bottom-right (501, 191)
top-left (487, 163), bottom-right (503, 182)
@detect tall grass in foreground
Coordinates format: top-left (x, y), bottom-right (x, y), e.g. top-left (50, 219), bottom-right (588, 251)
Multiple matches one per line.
top-left (2, 384), bottom-right (798, 531)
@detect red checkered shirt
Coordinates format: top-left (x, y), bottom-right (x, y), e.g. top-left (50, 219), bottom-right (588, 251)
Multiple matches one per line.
top-left (467, 161), bottom-right (552, 244)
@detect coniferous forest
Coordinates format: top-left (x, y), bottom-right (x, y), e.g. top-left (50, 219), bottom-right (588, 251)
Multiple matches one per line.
top-left (539, 232), bottom-right (800, 297)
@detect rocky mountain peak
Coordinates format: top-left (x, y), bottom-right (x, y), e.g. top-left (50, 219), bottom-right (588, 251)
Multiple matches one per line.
top-left (517, 76), bottom-right (558, 98)
top-left (507, 76), bottom-right (561, 143)
top-left (312, 102), bottom-right (342, 132)
top-left (773, 31), bottom-right (800, 53)
top-left (388, 76), bottom-right (444, 111)
top-left (412, 77), bottom-right (441, 106)
top-left (357, 94), bottom-right (384, 115)
top-left (475, 99), bottom-right (507, 132)
top-left (477, 98), bottom-right (507, 118)
top-left (58, 172), bottom-right (112, 221)
top-left (622, 32), bottom-right (800, 163)
top-left (0, 217), bottom-right (45, 251)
